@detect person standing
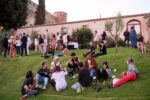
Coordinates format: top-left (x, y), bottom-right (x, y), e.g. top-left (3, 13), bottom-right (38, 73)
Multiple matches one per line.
top-left (51, 34), bottom-right (56, 51)
top-left (130, 26), bottom-right (137, 48)
top-left (27, 34), bottom-right (31, 56)
top-left (9, 36), bottom-right (15, 58)
top-left (123, 29), bottom-right (130, 47)
top-left (93, 30), bottom-right (99, 47)
top-left (3, 34), bottom-right (9, 57)
top-left (101, 31), bottom-right (107, 44)
top-left (39, 35), bottom-right (44, 54)
top-left (34, 36), bottom-right (39, 52)
top-left (15, 35), bottom-right (21, 56)
top-left (21, 33), bottom-right (27, 56)
top-left (43, 34), bottom-right (47, 54)
top-left (56, 32), bottom-right (61, 50)
top-left (63, 33), bottom-right (68, 48)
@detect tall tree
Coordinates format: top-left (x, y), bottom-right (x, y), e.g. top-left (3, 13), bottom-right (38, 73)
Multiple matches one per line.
top-left (105, 12), bottom-right (124, 53)
top-left (35, 0), bottom-right (45, 25)
top-left (0, 0), bottom-right (28, 30)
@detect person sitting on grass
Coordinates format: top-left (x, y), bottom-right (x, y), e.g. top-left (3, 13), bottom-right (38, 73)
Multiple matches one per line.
top-left (83, 42), bottom-right (95, 57)
top-left (20, 70), bottom-right (41, 99)
top-left (67, 52), bottom-right (80, 76)
top-left (71, 62), bottom-right (92, 93)
top-left (36, 62), bottom-right (50, 90)
top-left (93, 41), bottom-right (107, 58)
top-left (137, 35), bottom-right (146, 54)
top-left (107, 58), bottom-right (139, 88)
top-left (50, 56), bottom-right (62, 73)
top-left (43, 44), bottom-right (55, 58)
top-left (50, 66), bottom-right (68, 92)
top-left (55, 44), bottom-right (68, 57)
top-left (96, 61), bottom-right (112, 85)
top-left (85, 53), bottom-right (97, 78)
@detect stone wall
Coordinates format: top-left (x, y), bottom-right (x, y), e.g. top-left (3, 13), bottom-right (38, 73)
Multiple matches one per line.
top-left (17, 13), bottom-right (150, 43)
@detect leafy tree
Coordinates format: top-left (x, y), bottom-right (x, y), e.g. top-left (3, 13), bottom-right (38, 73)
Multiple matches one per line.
top-left (105, 12), bottom-right (124, 53)
top-left (35, 0), bottom-right (45, 25)
top-left (72, 27), bottom-right (93, 48)
top-left (0, 0), bottom-right (28, 30)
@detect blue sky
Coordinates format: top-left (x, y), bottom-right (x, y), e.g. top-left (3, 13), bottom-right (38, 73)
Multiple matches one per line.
top-left (32, 0), bottom-right (150, 22)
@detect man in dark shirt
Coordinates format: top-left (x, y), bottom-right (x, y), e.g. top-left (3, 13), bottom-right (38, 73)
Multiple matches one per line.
top-left (36, 62), bottom-right (50, 90)
top-left (71, 62), bottom-right (91, 92)
top-left (123, 29), bottom-right (130, 47)
top-left (39, 35), bottom-right (44, 54)
top-left (21, 33), bottom-right (27, 56)
top-left (84, 42), bottom-right (95, 57)
top-left (2, 34), bottom-right (8, 57)
top-left (93, 41), bottom-right (107, 58)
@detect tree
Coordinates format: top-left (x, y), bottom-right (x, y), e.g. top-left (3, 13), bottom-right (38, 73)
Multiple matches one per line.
top-left (35, 0), bottom-right (45, 25)
top-left (72, 27), bottom-right (93, 48)
top-left (0, 0), bottom-right (28, 30)
top-left (105, 12), bottom-right (124, 53)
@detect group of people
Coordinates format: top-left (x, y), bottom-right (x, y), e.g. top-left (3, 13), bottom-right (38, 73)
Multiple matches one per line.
top-left (2, 33), bottom-right (31, 58)
top-left (20, 38), bottom-right (139, 99)
top-left (123, 26), bottom-right (146, 54)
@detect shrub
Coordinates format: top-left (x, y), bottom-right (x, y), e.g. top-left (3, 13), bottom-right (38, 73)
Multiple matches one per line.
top-left (106, 36), bottom-right (115, 48)
top-left (118, 39), bottom-right (124, 47)
top-left (30, 31), bottom-right (39, 41)
top-left (72, 27), bottom-right (93, 49)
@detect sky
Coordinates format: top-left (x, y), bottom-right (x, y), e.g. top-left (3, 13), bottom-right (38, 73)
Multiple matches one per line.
top-left (32, 0), bottom-right (150, 22)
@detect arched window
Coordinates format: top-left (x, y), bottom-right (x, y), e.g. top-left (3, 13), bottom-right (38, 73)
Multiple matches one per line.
top-left (127, 19), bottom-right (141, 34)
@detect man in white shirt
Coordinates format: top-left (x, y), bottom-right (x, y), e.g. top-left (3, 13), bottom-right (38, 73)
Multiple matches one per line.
top-left (27, 34), bottom-right (31, 56)
top-left (93, 30), bottom-right (99, 47)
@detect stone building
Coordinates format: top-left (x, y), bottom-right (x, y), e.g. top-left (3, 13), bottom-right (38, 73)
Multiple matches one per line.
top-left (17, 12), bottom-right (150, 43)
top-left (26, 0), bottom-right (67, 26)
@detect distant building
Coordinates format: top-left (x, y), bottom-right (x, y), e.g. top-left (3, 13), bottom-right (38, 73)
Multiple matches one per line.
top-left (26, 0), bottom-right (67, 26)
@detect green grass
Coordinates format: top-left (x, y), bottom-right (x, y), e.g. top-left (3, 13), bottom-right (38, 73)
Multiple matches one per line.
top-left (0, 47), bottom-right (150, 100)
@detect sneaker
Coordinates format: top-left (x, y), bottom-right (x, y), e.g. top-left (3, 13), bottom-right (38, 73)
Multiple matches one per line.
top-left (96, 86), bottom-right (102, 92)
top-left (93, 76), bottom-right (96, 80)
top-left (107, 83), bottom-right (114, 88)
top-left (71, 75), bottom-right (76, 80)
top-left (42, 86), bottom-right (46, 90)
top-left (20, 96), bottom-right (25, 99)
top-left (77, 87), bottom-right (81, 94)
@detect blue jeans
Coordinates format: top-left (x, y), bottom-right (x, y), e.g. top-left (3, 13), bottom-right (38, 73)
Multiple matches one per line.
top-left (16, 46), bottom-right (21, 55)
top-left (89, 69), bottom-right (95, 77)
top-left (3, 47), bottom-right (8, 57)
top-left (55, 53), bottom-right (64, 57)
top-left (26, 88), bottom-right (41, 97)
top-left (36, 74), bottom-right (49, 87)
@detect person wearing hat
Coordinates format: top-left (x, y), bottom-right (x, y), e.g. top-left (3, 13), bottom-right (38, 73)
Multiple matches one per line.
top-left (50, 56), bottom-right (61, 73)
top-left (93, 41), bottom-right (107, 58)
top-left (107, 58), bottom-right (139, 88)
top-left (67, 52), bottom-right (80, 75)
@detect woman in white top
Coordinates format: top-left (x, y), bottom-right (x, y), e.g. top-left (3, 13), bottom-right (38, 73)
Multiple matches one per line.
top-left (43, 34), bottom-right (48, 54)
top-left (50, 66), bottom-right (68, 92)
top-left (15, 35), bottom-right (21, 56)
top-left (27, 34), bottom-right (31, 56)
top-left (50, 56), bottom-right (61, 73)
top-left (63, 33), bottom-right (68, 47)
top-left (34, 36), bottom-right (39, 52)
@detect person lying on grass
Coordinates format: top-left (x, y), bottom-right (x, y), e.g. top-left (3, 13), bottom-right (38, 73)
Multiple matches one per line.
top-left (20, 70), bottom-right (42, 99)
top-left (55, 43), bottom-right (68, 57)
top-left (107, 58), bottom-right (139, 88)
top-left (71, 62), bottom-right (92, 93)
top-left (36, 62), bottom-right (50, 90)
top-left (50, 66), bottom-right (68, 92)
top-left (96, 61), bottom-right (112, 85)
top-left (67, 52), bottom-right (80, 76)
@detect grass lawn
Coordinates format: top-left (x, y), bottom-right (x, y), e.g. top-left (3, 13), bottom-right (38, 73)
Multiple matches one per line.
top-left (0, 47), bottom-right (150, 100)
